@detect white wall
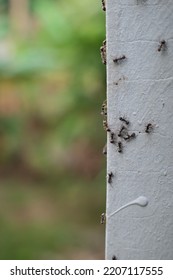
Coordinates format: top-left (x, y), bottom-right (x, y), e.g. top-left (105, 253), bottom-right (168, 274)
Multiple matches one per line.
top-left (106, 0), bottom-right (173, 259)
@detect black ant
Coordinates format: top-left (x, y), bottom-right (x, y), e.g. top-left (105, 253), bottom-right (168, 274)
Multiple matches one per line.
top-left (123, 132), bottom-right (136, 141)
top-left (118, 125), bottom-right (126, 137)
top-left (100, 213), bottom-right (106, 224)
top-left (110, 132), bottom-right (116, 144)
top-left (145, 123), bottom-right (153, 133)
top-left (119, 117), bottom-right (129, 126)
top-left (158, 40), bottom-right (166, 52)
top-left (113, 55), bottom-right (126, 64)
top-left (112, 255), bottom-right (117, 260)
top-left (118, 141), bottom-right (123, 153)
top-left (100, 40), bottom-right (106, 65)
top-left (103, 120), bottom-right (111, 132)
top-left (101, 0), bottom-right (106, 11)
top-left (108, 172), bottom-right (114, 184)
top-left (101, 99), bottom-right (107, 116)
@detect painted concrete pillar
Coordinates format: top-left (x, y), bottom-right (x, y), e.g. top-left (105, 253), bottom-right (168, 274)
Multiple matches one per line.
top-left (105, 0), bottom-right (173, 259)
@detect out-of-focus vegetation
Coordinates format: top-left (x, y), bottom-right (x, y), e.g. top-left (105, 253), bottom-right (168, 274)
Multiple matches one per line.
top-left (0, 0), bottom-right (106, 259)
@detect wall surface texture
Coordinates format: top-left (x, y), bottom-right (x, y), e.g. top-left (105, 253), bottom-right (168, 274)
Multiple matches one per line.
top-left (106, 0), bottom-right (173, 259)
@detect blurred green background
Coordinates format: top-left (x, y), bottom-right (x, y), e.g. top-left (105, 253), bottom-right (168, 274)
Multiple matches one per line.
top-left (0, 0), bottom-right (106, 259)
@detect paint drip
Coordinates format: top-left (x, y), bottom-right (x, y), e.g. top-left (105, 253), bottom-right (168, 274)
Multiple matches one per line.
top-left (108, 196), bottom-right (148, 218)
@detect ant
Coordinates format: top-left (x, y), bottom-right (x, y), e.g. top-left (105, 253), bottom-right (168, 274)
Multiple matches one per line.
top-left (101, 99), bottom-right (107, 116)
top-left (118, 125), bottom-right (126, 137)
top-left (100, 213), bottom-right (106, 224)
top-left (108, 172), bottom-right (114, 184)
top-left (110, 132), bottom-right (116, 144)
top-left (100, 40), bottom-right (106, 65)
top-left (123, 132), bottom-right (136, 141)
top-left (112, 255), bottom-right (117, 260)
top-left (145, 123), bottom-right (153, 133)
top-left (119, 117), bottom-right (129, 126)
top-left (113, 55), bottom-right (126, 64)
top-left (118, 141), bottom-right (123, 153)
top-left (103, 120), bottom-right (111, 132)
top-left (101, 0), bottom-right (106, 11)
top-left (158, 40), bottom-right (166, 52)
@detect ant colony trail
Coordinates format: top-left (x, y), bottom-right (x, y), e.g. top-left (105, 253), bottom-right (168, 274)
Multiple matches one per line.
top-left (100, 0), bottom-right (173, 259)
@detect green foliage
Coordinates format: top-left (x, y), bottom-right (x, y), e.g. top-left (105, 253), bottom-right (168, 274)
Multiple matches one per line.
top-left (0, 0), bottom-right (106, 174)
top-left (0, 0), bottom-right (106, 259)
